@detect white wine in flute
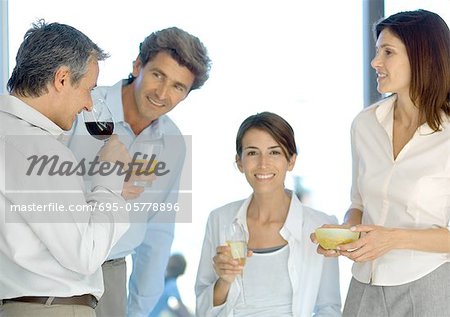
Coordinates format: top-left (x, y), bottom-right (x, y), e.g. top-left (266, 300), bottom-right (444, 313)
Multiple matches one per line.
top-left (227, 240), bottom-right (247, 265)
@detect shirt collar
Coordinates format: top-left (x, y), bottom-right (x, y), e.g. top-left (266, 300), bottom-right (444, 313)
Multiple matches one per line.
top-left (280, 191), bottom-right (304, 241)
top-left (375, 95), bottom-right (396, 139)
top-left (0, 95), bottom-right (64, 137)
top-left (104, 80), bottom-right (126, 123)
top-left (233, 196), bottom-right (252, 241)
top-left (233, 190), bottom-right (305, 242)
top-left (375, 94), bottom-right (446, 136)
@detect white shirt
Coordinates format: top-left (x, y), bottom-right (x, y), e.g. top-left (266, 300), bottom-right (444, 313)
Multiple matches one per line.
top-left (0, 95), bottom-right (130, 300)
top-left (350, 95), bottom-right (450, 286)
top-left (234, 245), bottom-right (292, 317)
top-left (195, 192), bottom-right (342, 317)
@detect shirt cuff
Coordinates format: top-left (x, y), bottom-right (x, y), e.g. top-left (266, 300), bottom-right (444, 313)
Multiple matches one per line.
top-left (90, 169), bottom-right (125, 194)
top-left (348, 203), bottom-right (363, 211)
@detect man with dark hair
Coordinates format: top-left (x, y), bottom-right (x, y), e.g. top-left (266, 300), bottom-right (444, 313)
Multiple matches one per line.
top-left (0, 20), bottom-right (131, 317)
top-left (70, 27), bottom-right (211, 317)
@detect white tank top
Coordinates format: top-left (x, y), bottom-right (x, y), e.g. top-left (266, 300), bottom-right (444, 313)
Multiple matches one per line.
top-left (233, 244), bottom-right (293, 317)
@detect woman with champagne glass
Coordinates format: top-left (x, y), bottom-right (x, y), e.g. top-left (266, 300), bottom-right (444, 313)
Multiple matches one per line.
top-left (195, 112), bottom-right (342, 316)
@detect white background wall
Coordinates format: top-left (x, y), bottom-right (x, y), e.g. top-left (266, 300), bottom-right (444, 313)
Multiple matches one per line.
top-left (6, 0), bottom-right (449, 312)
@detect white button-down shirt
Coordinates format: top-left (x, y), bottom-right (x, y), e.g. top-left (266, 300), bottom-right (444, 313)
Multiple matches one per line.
top-left (195, 192), bottom-right (342, 317)
top-left (350, 95), bottom-right (450, 286)
top-left (0, 95), bottom-right (129, 300)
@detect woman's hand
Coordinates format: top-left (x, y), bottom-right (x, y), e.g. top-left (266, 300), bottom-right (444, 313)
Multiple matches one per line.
top-left (337, 225), bottom-right (397, 262)
top-left (213, 245), bottom-right (251, 284)
top-left (212, 245), bottom-right (252, 306)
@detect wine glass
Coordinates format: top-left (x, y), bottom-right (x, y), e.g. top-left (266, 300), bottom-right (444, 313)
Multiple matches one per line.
top-left (131, 136), bottom-right (164, 187)
top-left (225, 219), bottom-right (247, 304)
top-left (83, 98), bottom-right (114, 141)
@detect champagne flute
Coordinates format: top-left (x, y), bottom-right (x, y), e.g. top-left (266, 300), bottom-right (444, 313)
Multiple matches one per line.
top-left (226, 219), bottom-right (247, 304)
top-left (83, 98), bottom-right (114, 141)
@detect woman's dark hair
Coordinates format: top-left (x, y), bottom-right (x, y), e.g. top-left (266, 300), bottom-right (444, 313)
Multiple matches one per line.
top-left (236, 112), bottom-right (297, 160)
top-left (374, 9), bottom-right (450, 131)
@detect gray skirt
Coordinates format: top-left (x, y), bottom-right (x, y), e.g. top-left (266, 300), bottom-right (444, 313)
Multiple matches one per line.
top-left (343, 263), bottom-right (450, 317)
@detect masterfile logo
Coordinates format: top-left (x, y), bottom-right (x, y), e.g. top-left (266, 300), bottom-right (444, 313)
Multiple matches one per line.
top-left (26, 152), bottom-right (170, 181)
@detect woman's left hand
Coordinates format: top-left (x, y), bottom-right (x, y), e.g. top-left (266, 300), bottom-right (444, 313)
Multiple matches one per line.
top-left (337, 225), bottom-right (397, 262)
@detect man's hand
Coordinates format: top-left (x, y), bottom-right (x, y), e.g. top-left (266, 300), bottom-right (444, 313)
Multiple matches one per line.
top-left (98, 134), bottom-right (131, 166)
top-left (121, 181), bottom-right (145, 200)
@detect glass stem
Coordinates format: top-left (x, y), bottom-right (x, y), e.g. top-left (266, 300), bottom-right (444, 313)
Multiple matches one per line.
top-left (239, 272), bottom-right (246, 305)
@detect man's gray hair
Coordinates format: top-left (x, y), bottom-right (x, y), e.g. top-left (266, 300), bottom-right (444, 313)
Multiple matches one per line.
top-left (7, 20), bottom-right (109, 97)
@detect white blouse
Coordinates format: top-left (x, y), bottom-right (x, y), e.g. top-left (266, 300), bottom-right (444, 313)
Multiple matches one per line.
top-left (195, 192), bottom-right (342, 317)
top-left (350, 95), bottom-right (450, 286)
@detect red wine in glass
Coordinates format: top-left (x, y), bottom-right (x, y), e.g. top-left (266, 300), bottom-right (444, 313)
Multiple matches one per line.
top-left (83, 98), bottom-right (114, 141)
top-left (85, 121), bottom-right (114, 140)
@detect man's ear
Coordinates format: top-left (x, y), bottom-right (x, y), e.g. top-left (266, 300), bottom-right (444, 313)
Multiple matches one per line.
top-left (132, 57), bottom-right (142, 78)
top-left (54, 66), bottom-right (70, 92)
top-left (236, 154), bottom-right (244, 173)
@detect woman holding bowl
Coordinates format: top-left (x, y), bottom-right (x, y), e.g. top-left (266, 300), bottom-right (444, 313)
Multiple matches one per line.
top-left (313, 9), bottom-right (450, 316)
